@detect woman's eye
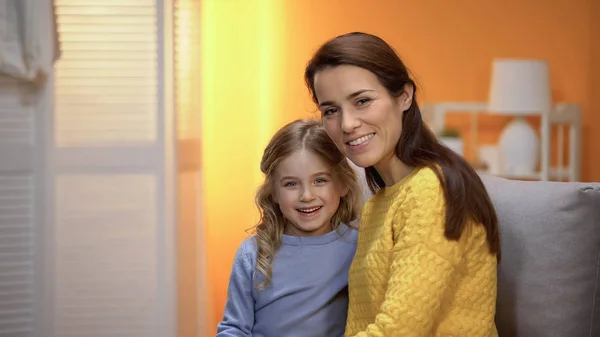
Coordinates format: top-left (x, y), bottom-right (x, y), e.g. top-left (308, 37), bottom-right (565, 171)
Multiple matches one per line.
top-left (323, 108), bottom-right (338, 116)
top-left (357, 98), bottom-right (371, 105)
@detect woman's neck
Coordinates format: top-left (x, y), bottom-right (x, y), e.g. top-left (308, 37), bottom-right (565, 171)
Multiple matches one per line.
top-left (374, 154), bottom-right (413, 187)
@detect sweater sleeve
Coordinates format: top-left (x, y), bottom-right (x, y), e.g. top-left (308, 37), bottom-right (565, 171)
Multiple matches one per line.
top-left (216, 239), bottom-right (256, 337)
top-left (351, 178), bottom-right (465, 337)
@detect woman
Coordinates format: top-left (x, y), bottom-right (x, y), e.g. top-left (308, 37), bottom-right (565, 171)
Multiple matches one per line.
top-left (304, 32), bottom-right (501, 336)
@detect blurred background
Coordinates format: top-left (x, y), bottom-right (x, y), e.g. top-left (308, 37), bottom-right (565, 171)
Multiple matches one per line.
top-left (0, 0), bottom-right (598, 336)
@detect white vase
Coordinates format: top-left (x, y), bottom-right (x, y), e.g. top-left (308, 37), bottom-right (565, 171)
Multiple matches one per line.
top-left (479, 145), bottom-right (501, 175)
top-left (439, 137), bottom-right (464, 156)
top-left (498, 116), bottom-right (539, 175)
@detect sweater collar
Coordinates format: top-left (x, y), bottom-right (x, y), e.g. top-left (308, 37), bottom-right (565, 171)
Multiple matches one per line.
top-left (281, 223), bottom-right (351, 246)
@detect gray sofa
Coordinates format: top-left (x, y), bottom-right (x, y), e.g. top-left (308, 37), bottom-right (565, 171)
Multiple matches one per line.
top-left (482, 175), bottom-right (600, 336)
top-left (354, 165), bottom-right (600, 336)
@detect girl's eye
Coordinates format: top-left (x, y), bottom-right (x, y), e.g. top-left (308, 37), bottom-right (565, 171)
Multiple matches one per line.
top-left (284, 182), bottom-right (297, 187)
top-left (315, 178), bottom-right (327, 184)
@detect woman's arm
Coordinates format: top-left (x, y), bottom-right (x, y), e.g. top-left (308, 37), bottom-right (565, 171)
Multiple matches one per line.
top-left (351, 180), bottom-right (465, 337)
top-left (216, 239), bottom-right (256, 337)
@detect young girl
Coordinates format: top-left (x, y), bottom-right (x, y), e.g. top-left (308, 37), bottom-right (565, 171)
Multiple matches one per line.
top-left (216, 119), bottom-right (363, 337)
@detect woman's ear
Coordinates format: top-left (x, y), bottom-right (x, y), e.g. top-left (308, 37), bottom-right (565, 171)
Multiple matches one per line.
top-left (340, 185), bottom-right (350, 197)
top-left (398, 83), bottom-right (414, 111)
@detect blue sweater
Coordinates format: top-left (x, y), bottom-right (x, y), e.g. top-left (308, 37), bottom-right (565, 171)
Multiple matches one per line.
top-left (216, 224), bottom-right (358, 337)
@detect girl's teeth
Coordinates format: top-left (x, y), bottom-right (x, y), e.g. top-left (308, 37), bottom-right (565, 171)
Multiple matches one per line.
top-left (349, 133), bottom-right (374, 146)
top-left (299, 207), bottom-right (321, 213)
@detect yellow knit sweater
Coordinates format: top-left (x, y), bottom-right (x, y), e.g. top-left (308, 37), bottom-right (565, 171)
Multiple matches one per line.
top-left (345, 167), bottom-right (498, 337)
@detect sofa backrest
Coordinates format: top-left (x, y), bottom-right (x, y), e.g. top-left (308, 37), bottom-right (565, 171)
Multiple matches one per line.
top-left (481, 175), bottom-right (600, 336)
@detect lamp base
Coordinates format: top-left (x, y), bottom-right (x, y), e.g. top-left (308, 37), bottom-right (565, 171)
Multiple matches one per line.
top-left (498, 116), bottom-right (539, 175)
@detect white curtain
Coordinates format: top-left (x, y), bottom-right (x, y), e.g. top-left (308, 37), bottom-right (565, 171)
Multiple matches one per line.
top-left (0, 0), bottom-right (60, 84)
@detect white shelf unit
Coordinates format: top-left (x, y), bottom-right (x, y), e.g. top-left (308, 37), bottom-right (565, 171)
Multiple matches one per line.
top-left (421, 102), bottom-right (582, 182)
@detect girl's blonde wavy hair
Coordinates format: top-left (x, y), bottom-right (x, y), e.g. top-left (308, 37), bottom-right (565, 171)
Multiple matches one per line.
top-left (251, 119), bottom-right (362, 289)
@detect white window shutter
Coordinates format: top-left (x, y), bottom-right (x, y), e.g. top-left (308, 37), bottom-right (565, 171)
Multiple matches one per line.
top-left (0, 76), bottom-right (39, 337)
top-left (173, 0), bottom-right (207, 335)
top-left (50, 1), bottom-right (176, 337)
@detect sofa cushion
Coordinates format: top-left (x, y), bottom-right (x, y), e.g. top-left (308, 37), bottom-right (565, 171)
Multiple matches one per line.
top-left (481, 175), bottom-right (600, 337)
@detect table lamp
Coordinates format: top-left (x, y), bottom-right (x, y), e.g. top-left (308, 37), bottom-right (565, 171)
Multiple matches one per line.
top-left (487, 59), bottom-right (552, 175)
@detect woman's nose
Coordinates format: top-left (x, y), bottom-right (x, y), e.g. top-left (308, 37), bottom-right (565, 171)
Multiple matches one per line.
top-left (341, 110), bottom-right (361, 133)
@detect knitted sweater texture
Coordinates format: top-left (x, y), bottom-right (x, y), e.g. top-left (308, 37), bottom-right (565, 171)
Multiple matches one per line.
top-left (345, 167), bottom-right (498, 337)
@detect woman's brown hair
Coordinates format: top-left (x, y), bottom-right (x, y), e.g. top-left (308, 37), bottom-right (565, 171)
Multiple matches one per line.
top-left (304, 32), bottom-right (500, 259)
top-left (252, 119), bottom-right (363, 288)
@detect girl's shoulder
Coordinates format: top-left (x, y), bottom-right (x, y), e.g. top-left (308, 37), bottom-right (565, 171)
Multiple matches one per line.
top-left (233, 235), bottom-right (258, 265)
top-left (337, 223), bottom-right (359, 245)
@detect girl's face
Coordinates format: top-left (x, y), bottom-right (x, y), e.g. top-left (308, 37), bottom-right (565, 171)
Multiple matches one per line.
top-left (313, 65), bottom-right (412, 172)
top-left (273, 148), bottom-right (348, 236)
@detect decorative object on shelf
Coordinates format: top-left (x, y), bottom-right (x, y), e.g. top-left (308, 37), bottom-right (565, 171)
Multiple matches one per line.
top-left (487, 59), bottom-right (552, 176)
top-left (438, 128), bottom-right (464, 156)
top-left (420, 101), bottom-right (581, 182)
top-left (478, 145), bottom-right (501, 175)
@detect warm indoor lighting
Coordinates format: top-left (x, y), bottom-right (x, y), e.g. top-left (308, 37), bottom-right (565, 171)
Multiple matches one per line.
top-left (199, 1), bottom-right (288, 335)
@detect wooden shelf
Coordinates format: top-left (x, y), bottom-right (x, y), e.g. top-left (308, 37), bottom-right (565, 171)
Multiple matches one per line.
top-left (422, 101), bottom-right (582, 182)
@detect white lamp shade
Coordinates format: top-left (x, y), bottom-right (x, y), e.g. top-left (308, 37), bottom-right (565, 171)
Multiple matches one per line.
top-left (487, 59), bottom-right (552, 115)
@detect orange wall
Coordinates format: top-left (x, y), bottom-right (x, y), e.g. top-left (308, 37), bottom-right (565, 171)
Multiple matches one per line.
top-left (200, 0), bottom-right (600, 334)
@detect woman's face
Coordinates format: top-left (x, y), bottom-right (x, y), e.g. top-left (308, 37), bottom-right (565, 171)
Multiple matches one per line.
top-left (313, 65), bottom-right (413, 170)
